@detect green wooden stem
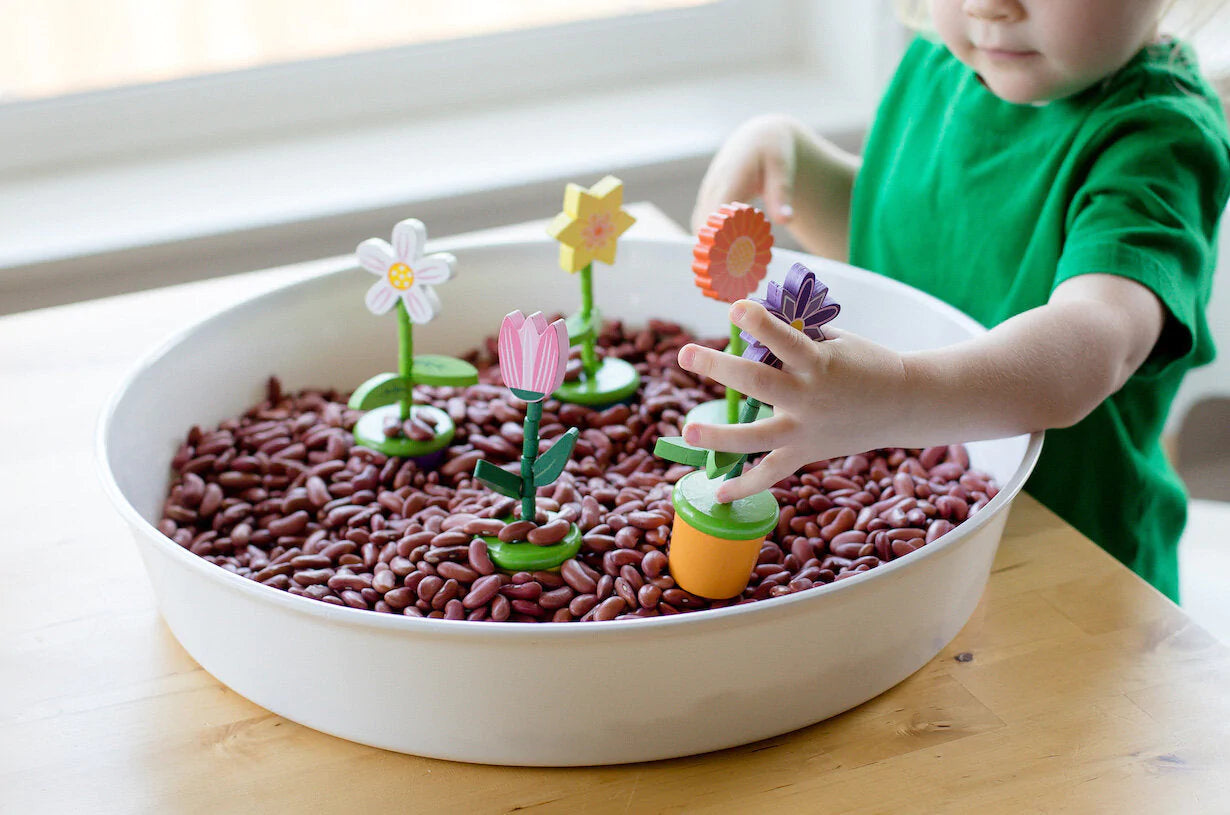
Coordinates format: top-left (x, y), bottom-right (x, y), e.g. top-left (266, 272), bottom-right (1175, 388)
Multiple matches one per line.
top-left (579, 263), bottom-right (599, 376)
top-left (397, 301), bottom-right (414, 421)
top-left (521, 400), bottom-right (543, 521)
top-left (725, 321), bottom-right (745, 424)
top-left (725, 397), bottom-right (762, 481)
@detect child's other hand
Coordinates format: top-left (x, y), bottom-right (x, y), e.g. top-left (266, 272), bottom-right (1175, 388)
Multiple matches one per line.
top-left (678, 300), bottom-right (909, 502)
top-left (691, 115), bottom-right (800, 233)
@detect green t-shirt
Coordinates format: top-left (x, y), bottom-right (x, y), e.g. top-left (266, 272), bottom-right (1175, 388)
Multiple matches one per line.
top-left (850, 37), bottom-right (1230, 602)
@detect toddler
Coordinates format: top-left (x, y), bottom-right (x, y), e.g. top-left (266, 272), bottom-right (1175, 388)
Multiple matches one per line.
top-left (682, 0), bottom-right (1230, 601)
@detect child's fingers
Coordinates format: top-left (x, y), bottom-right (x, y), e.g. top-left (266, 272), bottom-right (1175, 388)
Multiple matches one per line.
top-left (713, 449), bottom-right (798, 503)
top-left (730, 300), bottom-right (821, 370)
top-left (762, 128), bottom-right (795, 224)
top-left (678, 344), bottom-right (792, 406)
top-left (682, 415), bottom-right (793, 453)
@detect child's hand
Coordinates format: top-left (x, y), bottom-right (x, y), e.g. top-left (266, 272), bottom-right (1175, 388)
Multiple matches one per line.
top-left (679, 300), bottom-right (909, 502)
top-left (691, 115), bottom-right (799, 233)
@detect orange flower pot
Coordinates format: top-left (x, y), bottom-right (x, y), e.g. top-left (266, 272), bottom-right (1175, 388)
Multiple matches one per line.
top-left (668, 471), bottom-right (780, 600)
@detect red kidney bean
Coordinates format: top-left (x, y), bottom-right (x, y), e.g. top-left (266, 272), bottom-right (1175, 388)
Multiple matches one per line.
top-left (431, 579), bottom-right (460, 610)
top-left (602, 549), bottom-right (642, 576)
top-left (383, 587), bottom-right (415, 610)
top-left (891, 538), bottom-right (924, 558)
top-left (820, 507), bottom-right (856, 541)
top-left (417, 575), bottom-right (444, 603)
top-left (437, 561), bottom-right (478, 582)
top-left (593, 596), bottom-right (626, 621)
top-left (462, 518), bottom-right (505, 536)
top-left (499, 521), bottom-right (535, 542)
top-left (501, 581), bottom-right (542, 601)
top-left (640, 549), bottom-right (668, 579)
top-left (538, 586), bottom-right (574, 611)
top-left (289, 553), bottom-right (331, 570)
top-left (292, 568), bottom-right (332, 586)
top-left (926, 519), bottom-right (955, 544)
top-left (561, 559), bottom-right (598, 594)
top-left (468, 539), bottom-right (496, 576)
top-left (528, 519), bottom-right (570, 545)
top-left (488, 594), bottom-right (510, 621)
top-left (462, 574), bottom-right (501, 608)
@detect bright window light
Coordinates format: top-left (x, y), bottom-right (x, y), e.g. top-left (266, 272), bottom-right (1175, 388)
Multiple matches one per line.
top-left (0, 0), bottom-right (713, 102)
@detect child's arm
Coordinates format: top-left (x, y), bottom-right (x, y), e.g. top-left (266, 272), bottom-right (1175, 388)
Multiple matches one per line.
top-left (679, 273), bottom-right (1165, 502)
top-left (692, 115), bottom-right (862, 262)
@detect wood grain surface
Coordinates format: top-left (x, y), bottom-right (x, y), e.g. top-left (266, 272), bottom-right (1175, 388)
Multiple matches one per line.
top-left (3, 206), bottom-right (1228, 814)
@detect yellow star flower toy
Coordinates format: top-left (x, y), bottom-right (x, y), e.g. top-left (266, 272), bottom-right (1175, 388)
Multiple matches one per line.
top-left (546, 175), bottom-right (641, 407)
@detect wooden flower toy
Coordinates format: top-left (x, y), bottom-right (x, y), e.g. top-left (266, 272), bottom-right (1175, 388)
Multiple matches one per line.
top-left (687, 202), bottom-right (775, 428)
top-left (348, 218), bottom-right (479, 461)
top-left (655, 262), bottom-right (840, 600)
top-left (473, 310), bottom-right (583, 571)
top-left (545, 175), bottom-right (641, 407)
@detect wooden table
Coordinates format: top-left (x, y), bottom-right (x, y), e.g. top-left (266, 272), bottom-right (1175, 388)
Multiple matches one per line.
top-left (3, 205), bottom-right (1228, 814)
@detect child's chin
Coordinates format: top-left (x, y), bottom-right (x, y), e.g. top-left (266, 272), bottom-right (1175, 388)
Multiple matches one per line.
top-left (977, 74), bottom-right (1058, 106)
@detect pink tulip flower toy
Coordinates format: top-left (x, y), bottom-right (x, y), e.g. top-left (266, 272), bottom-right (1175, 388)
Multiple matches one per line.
top-left (545, 175), bottom-right (642, 407)
top-left (472, 310), bottom-right (583, 571)
top-left (655, 262), bottom-right (840, 599)
top-left (686, 202), bottom-right (775, 429)
top-left (348, 219), bottom-right (479, 464)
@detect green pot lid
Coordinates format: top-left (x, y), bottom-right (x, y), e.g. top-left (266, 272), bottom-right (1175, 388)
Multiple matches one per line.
top-left (553, 357), bottom-right (640, 406)
top-left (672, 470), bottom-right (779, 540)
top-left (353, 404), bottom-right (455, 458)
top-left (683, 398), bottom-right (774, 428)
top-left (483, 519), bottom-right (583, 572)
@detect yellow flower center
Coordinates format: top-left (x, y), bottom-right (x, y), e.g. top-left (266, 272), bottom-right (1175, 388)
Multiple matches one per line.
top-left (790, 318), bottom-right (805, 331)
top-left (726, 235), bottom-right (756, 277)
top-left (583, 213), bottom-right (613, 249)
top-left (387, 262), bottom-right (415, 290)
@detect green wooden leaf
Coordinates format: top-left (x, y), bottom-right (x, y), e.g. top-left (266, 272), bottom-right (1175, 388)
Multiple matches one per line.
top-left (653, 437), bottom-right (708, 468)
top-left (533, 427), bottom-right (579, 487)
top-left (565, 308), bottom-right (601, 343)
top-left (348, 372), bottom-right (410, 411)
top-left (411, 355), bottom-right (479, 387)
top-left (705, 449), bottom-right (746, 480)
top-left (510, 387), bottom-right (545, 402)
top-left (473, 459), bottom-right (524, 499)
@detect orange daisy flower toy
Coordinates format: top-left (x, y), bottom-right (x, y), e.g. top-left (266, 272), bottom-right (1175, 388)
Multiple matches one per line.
top-left (688, 203), bottom-right (775, 426)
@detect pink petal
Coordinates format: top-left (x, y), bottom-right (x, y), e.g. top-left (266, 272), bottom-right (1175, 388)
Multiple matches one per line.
top-left (414, 255), bottom-right (454, 284)
top-left (356, 239), bottom-right (394, 276)
top-left (525, 312), bottom-right (554, 393)
top-left (364, 280), bottom-right (398, 314)
top-left (391, 219), bottom-right (426, 263)
top-left (400, 285), bottom-right (437, 323)
top-left (498, 310), bottom-right (527, 390)
top-left (543, 318), bottom-right (569, 394)
top-left (530, 323), bottom-right (560, 395)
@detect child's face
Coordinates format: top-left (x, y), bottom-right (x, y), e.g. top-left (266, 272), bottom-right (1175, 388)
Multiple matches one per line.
top-left (928, 0), bottom-right (1167, 103)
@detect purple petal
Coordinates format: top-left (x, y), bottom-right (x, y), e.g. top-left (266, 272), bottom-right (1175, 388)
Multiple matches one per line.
top-left (741, 340), bottom-right (782, 369)
top-left (762, 280), bottom-right (786, 314)
top-left (801, 301), bottom-right (841, 329)
top-left (789, 274), bottom-right (814, 321)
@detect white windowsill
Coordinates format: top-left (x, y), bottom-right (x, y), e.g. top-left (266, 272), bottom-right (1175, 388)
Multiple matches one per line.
top-left (0, 65), bottom-right (874, 312)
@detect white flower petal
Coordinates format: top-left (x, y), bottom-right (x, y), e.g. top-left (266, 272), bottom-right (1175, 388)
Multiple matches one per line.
top-left (391, 219), bottom-right (427, 263)
top-left (414, 254), bottom-right (455, 285)
top-left (356, 239), bottom-right (394, 276)
top-left (401, 285), bottom-right (439, 323)
top-left (364, 280), bottom-right (398, 315)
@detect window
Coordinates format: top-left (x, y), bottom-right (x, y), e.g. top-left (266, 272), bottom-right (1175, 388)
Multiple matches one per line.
top-left (0, 0), bottom-right (802, 174)
top-left (1, 1), bottom-right (714, 102)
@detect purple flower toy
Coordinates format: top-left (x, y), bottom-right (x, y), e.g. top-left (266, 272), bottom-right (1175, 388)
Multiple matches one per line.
top-left (741, 262), bottom-right (841, 368)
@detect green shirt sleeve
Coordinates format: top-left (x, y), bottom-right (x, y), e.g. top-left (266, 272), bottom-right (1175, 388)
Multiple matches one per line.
top-left (1055, 100), bottom-right (1230, 378)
